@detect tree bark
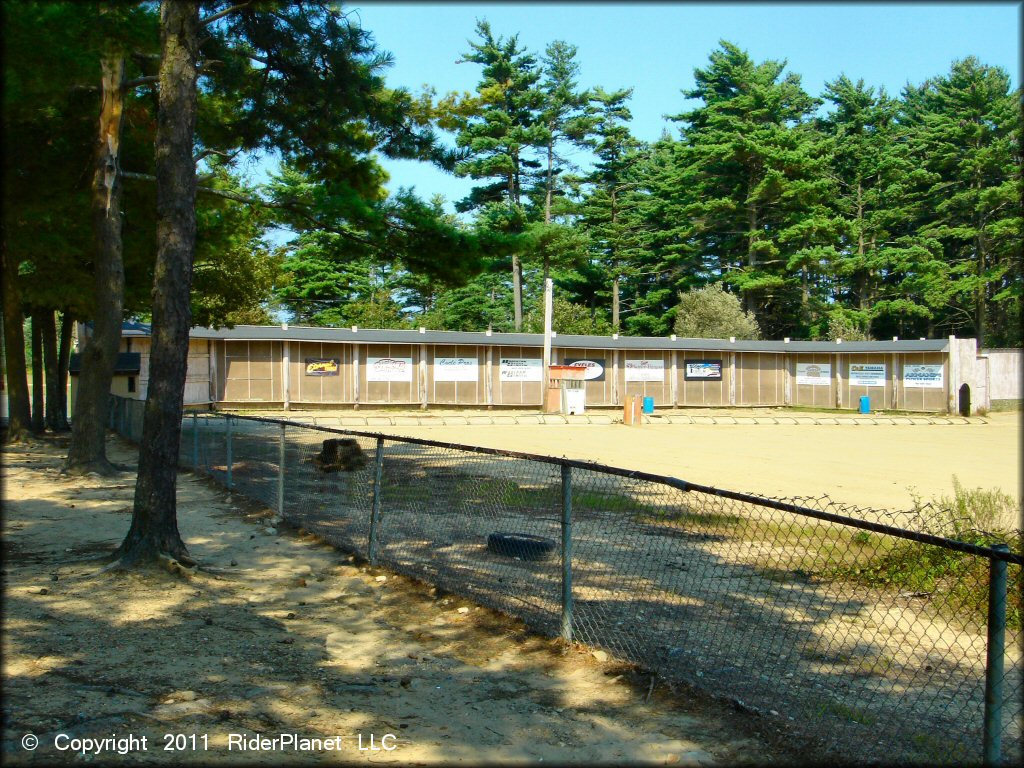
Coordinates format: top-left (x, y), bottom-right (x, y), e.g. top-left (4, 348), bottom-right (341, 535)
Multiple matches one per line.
top-left (855, 181), bottom-right (869, 310)
top-left (974, 184), bottom-right (986, 347)
top-left (116, 0), bottom-right (199, 568)
top-left (512, 254), bottom-right (523, 331)
top-left (545, 141), bottom-right (554, 225)
top-left (1, 242), bottom-right (33, 441)
top-left (744, 197), bottom-right (759, 315)
top-left (64, 53), bottom-right (127, 475)
top-left (55, 312), bottom-right (73, 431)
top-left (612, 274), bottom-right (620, 334)
top-left (31, 313), bottom-right (44, 433)
top-left (41, 310), bottom-right (60, 431)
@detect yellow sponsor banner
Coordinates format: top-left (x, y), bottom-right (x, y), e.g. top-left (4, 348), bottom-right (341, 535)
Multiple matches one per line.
top-left (305, 358), bottom-right (340, 376)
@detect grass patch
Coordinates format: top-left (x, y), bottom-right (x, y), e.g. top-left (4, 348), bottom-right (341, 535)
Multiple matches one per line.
top-left (828, 478), bottom-right (1022, 630)
top-left (816, 699), bottom-right (877, 727)
top-left (638, 507), bottom-right (745, 529)
top-left (444, 476), bottom-right (680, 519)
top-left (453, 476), bottom-right (561, 509)
top-left (575, 489), bottom-right (654, 514)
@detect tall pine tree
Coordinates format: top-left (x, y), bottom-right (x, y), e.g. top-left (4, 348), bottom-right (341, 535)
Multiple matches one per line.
top-left (668, 41), bottom-right (824, 337)
top-left (453, 20), bottom-right (548, 330)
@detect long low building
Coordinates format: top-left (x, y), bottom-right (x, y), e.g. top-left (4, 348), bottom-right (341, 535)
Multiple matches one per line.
top-left (67, 323), bottom-right (1015, 416)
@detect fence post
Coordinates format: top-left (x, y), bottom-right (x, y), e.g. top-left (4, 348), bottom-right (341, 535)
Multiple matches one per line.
top-left (983, 543), bottom-right (1009, 766)
top-left (277, 421), bottom-right (286, 520)
top-left (561, 463), bottom-right (573, 643)
top-left (367, 437), bottom-right (385, 564)
top-left (191, 412), bottom-right (199, 469)
top-left (225, 415), bottom-right (233, 491)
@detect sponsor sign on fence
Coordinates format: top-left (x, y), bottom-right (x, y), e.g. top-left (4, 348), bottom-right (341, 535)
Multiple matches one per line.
top-left (848, 362), bottom-right (886, 387)
top-left (796, 363), bottom-right (832, 386)
top-left (684, 360), bottom-right (723, 381)
top-left (304, 358), bottom-right (340, 376)
top-left (366, 357), bottom-right (412, 382)
top-left (624, 358), bottom-right (665, 382)
top-left (903, 363), bottom-right (944, 389)
top-left (564, 358), bottom-right (606, 381)
top-left (434, 357), bottom-right (478, 382)
top-left (499, 358), bottom-right (543, 382)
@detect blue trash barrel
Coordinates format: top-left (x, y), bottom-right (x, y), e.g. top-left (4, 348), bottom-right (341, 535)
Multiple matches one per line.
top-left (859, 395), bottom-right (870, 414)
top-left (642, 396), bottom-right (655, 414)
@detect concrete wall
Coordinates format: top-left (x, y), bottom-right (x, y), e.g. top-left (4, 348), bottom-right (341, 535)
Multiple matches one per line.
top-left (736, 352), bottom-right (784, 406)
top-left (38, 328), bottom-right (1013, 418)
top-left (76, 334), bottom-right (1004, 415)
top-left (206, 338), bottom-right (973, 413)
top-left (984, 348), bottom-right (1022, 406)
top-left (676, 350), bottom-right (730, 406)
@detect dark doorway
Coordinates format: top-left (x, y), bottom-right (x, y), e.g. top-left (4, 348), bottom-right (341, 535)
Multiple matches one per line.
top-left (958, 383), bottom-right (971, 417)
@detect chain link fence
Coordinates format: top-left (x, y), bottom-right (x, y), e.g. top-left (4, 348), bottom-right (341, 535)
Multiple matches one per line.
top-left (108, 397), bottom-right (1022, 765)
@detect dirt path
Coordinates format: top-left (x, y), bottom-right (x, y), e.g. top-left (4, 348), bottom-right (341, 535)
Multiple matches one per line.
top-left (2, 435), bottom-right (785, 765)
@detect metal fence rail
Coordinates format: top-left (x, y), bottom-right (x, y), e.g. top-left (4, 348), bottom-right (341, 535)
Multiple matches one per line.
top-left (108, 397), bottom-right (1022, 765)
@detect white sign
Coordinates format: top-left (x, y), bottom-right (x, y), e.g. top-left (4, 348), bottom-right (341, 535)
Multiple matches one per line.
top-left (624, 358), bottom-right (665, 382)
top-left (565, 359), bottom-right (605, 381)
top-left (903, 363), bottom-right (944, 389)
top-left (848, 362), bottom-right (887, 387)
top-left (499, 358), bottom-right (542, 382)
top-left (684, 360), bottom-right (723, 380)
top-left (434, 357), bottom-right (478, 382)
top-left (796, 363), bottom-right (832, 386)
top-left (366, 357), bottom-right (412, 382)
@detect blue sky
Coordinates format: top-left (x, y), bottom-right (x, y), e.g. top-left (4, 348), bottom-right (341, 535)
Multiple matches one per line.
top-left (340, 1), bottom-right (1021, 212)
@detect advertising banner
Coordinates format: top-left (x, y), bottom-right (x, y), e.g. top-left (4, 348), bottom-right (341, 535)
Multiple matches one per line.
top-left (304, 358), bottom-right (340, 377)
top-left (848, 362), bottom-right (886, 387)
top-left (499, 358), bottom-right (543, 382)
top-left (624, 358), bottom-right (665, 382)
top-left (434, 357), bottom-right (478, 382)
top-left (796, 362), bottom-right (832, 386)
top-left (903, 363), bottom-right (944, 389)
top-left (684, 360), bottom-right (723, 381)
top-left (366, 357), bottom-right (412, 382)
top-left (564, 358), bottom-right (605, 381)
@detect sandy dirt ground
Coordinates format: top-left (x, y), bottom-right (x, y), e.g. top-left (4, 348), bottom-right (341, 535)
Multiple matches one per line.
top-left (2, 434), bottom-right (788, 766)
top-left (353, 410), bottom-right (1023, 520)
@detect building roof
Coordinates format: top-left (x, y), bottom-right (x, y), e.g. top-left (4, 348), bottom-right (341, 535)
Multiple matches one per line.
top-left (187, 324), bottom-right (951, 354)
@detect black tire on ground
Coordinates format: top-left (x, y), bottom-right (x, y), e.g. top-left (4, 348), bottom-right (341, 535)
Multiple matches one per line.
top-left (486, 532), bottom-right (558, 562)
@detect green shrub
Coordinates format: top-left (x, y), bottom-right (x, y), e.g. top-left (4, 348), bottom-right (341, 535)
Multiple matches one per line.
top-left (673, 283), bottom-right (761, 340)
top-left (835, 478), bottom-right (1022, 630)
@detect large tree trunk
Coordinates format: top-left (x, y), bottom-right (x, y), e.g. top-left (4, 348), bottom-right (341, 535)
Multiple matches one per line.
top-left (855, 182), bottom-right (869, 310)
top-left (508, 165), bottom-right (524, 332)
top-left (974, 207), bottom-right (986, 347)
top-left (116, 0), bottom-right (199, 568)
top-left (31, 313), bottom-right (44, 433)
top-left (41, 310), bottom-right (60, 431)
top-left (64, 54), bottom-right (127, 475)
top-left (1, 242), bottom-right (33, 441)
top-left (545, 141), bottom-right (554, 225)
top-left (512, 254), bottom-right (523, 332)
top-left (55, 312), bottom-right (73, 431)
top-left (612, 274), bottom-right (620, 334)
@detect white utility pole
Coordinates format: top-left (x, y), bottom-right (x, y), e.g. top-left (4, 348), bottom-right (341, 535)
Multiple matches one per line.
top-left (542, 277), bottom-right (553, 387)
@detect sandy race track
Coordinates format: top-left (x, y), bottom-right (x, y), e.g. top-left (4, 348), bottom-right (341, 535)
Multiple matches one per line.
top-left (293, 408), bottom-right (1022, 520)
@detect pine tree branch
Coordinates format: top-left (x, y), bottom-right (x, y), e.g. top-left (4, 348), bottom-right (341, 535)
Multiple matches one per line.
top-left (119, 171), bottom-right (383, 251)
top-left (201, 2), bottom-right (253, 28)
top-left (123, 75), bottom-right (160, 90)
